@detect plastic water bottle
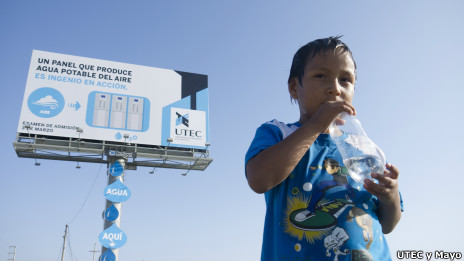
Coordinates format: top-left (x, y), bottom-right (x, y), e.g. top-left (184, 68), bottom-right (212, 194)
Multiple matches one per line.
top-left (328, 112), bottom-right (386, 183)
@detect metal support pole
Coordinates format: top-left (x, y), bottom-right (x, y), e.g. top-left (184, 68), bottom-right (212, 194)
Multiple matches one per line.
top-left (100, 157), bottom-right (126, 261)
top-left (61, 224), bottom-right (69, 261)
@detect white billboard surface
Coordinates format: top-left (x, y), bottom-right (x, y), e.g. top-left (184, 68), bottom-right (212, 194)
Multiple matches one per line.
top-left (18, 50), bottom-right (209, 149)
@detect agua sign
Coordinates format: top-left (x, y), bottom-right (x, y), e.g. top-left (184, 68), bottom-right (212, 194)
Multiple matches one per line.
top-left (103, 179), bottom-right (131, 203)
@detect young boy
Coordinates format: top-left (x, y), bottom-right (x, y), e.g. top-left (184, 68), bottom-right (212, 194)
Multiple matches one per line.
top-left (245, 36), bottom-right (403, 261)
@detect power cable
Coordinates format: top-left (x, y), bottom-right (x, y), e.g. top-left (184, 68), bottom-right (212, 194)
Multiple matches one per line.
top-left (68, 164), bottom-right (103, 225)
top-left (56, 244), bottom-right (62, 261)
top-left (67, 228), bottom-right (78, 261)
top-left (62, 165), bottom-right (101, 261)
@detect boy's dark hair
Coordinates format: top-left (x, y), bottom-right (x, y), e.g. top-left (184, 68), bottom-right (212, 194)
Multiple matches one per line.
top-left (288, 36), bottom-right (357, 86)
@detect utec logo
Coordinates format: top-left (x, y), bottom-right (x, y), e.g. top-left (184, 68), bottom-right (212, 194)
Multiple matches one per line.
top-left (174, 111), bottom-right (202, 138)
top-left (176, 112), bottom-right (189, 127)
top-left (170, 108), bottom-right (206, 146)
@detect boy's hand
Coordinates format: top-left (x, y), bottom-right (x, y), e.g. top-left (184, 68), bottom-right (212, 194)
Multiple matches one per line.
top-left (363, 163), bottom-right (401, 234)
top-left (363, 163), bottom-right (400, 204)
top-left (308, 100), bottom-right (356, 133)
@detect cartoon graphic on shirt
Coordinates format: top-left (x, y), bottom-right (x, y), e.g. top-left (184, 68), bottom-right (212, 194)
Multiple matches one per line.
top-left (283, 193), bottom-right (331, 243)
top-left (284, 158), bottom-right (357, 243)
top-left (283, 155), bottom-right (381, 261)
top-left (324, 158), bottom-right (348, 181)
top-left (306, 158), bottom-right (357, 212)
top-left (284, 193), bottom-right (354, 243)
top-left (347, 207), bottom-right (374, 250)
top-left (290, 198), bottom-right (354, 231)
top-left (324, 227), bottom-right (350, 261)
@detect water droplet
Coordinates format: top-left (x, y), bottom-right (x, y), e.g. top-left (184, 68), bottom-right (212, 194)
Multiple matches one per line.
top-left (100, 249), bottom-right (116, 261)
top-left (115, 132), bottom-right (122, 140)
top-left (105, 204), bottom-right (119, 222)
top-left (109, 161), bottom-right (124, 177)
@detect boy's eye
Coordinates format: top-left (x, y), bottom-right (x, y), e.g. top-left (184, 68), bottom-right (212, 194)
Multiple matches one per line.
top-left (314, 74), bottom-right (326, 78)
top-left (340, 77), bottom-right (353, 84)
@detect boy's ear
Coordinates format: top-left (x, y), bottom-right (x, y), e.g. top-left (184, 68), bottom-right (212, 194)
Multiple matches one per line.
top-left (288, 77), bottom-right (299, 99)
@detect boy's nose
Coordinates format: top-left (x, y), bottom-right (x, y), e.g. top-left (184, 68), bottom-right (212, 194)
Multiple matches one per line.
top-left (326, 81), bottom-right (341, 96)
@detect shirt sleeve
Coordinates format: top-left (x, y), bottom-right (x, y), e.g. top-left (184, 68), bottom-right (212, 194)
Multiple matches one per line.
top-left (244, 122), bottom-right (283, 176)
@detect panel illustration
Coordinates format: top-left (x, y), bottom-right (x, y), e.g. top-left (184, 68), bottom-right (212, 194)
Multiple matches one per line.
top-left (86, 91), bottom-right (150, 132)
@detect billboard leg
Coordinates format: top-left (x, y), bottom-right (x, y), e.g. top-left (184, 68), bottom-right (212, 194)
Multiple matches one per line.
top-left (100, 158), bottom-right (126, 261)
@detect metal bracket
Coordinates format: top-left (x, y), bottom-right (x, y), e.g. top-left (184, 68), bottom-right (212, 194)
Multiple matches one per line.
top-left (13, 132), bottom-right (212, 171)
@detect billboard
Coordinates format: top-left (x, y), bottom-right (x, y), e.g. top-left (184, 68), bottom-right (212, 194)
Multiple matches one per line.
top-left (17, 50), bottom-right (209, 149)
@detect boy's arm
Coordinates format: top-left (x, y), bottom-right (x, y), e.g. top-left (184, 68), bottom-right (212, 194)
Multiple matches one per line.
top-left (363, 163), bottom-right (402, 234)
top-left (246, 101), bottom-right (355, 194)
top-left (246, 120), bottom-right (321, 194)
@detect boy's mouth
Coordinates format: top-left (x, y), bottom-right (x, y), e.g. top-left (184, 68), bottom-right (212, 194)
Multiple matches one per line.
top-left (326, 98), bottom-right (343, 102)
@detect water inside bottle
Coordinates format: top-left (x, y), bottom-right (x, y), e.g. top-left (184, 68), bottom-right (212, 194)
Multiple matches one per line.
top-left (343, 155), bottom-right (384, 183)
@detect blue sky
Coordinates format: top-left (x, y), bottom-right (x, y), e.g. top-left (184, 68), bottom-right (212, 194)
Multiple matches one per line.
top-left (1, 1), bottom-right (464, 260)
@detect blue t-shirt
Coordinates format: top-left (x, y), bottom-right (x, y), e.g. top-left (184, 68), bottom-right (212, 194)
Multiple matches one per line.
top-left (245, 120), bottom-right (403, 261)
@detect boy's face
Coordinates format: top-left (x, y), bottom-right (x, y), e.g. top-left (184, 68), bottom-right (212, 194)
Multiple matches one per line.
top-left (289, 48), bottom-right (356, 124)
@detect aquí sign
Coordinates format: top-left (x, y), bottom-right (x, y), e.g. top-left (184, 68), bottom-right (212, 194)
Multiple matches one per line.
top-left (99, 223), bottom-right (127, 249)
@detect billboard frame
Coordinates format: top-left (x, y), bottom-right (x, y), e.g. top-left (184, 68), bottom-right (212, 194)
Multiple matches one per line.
top-left (13, 129), bottom-right (212, 171)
